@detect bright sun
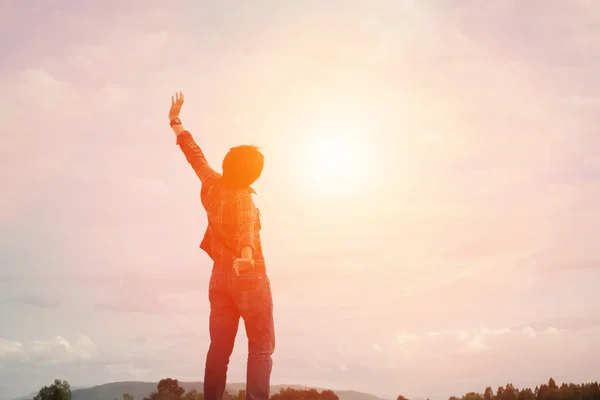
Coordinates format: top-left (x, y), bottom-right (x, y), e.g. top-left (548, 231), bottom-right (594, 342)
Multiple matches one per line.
top-left (295, 127), bottom-right (370, 195)
top-left (308, 137), bottom-right (357, 184)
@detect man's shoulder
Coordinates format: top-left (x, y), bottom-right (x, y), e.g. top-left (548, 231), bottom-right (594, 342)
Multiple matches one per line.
top-left (227, 185), bottom-right (256, 197)
top-left (202, 174), bottom-right (223, 190)
top-left (201, 176), bottom-right (226, 205)
top-left (225, 188), bottom-right (259, 213)
top-left (207, 172), bottom-right (223, 185)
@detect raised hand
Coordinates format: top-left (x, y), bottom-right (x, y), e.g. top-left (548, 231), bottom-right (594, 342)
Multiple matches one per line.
top-left (169, 91), bottom-right (184, 121)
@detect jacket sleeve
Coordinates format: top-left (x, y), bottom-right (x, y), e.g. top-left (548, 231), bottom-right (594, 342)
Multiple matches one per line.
top-left (176, 131), bottom-right (220, 184)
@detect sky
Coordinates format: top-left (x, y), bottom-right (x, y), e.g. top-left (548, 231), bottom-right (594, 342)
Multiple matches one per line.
top-left (1, 0), bottom-right (599, 399)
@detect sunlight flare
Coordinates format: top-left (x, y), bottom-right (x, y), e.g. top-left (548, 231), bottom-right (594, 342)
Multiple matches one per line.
top-left (296, 122), bottom-right (373, 195)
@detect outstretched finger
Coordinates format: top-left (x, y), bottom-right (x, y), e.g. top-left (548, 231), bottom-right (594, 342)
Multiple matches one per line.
top-left (171, 95), bottom-right (174, 106)
top-left (180, 91), bottom-right (184, 103)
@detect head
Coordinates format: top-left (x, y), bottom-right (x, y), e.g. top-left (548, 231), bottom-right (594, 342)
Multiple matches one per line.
top-left (222, 145), bottom-right (264, 189)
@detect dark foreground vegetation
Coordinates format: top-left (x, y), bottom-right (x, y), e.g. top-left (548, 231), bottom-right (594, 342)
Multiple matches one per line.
top-left (32, 377), bottom-right (600, 400)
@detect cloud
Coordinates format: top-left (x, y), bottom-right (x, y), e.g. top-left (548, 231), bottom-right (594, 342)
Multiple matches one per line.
top-left (395, 333), bottom-right (419, 346)
top-left (0, 335), bottom-right (159, 400)
top-left (354, 325), bottom-right (595, 374)
top-left (0, 339), bottom-right (24, 362)
top-left (93, 289), bottom-right (204, 315)
top-left (0, 335), bottom-right (99, 365)
top-left (348, 325), bottom-right (600, 397)
top-left (522, 327), bottom-right (537, 339)
top-left (4, 295), bottom-right (61, 309)
top-left (91, 275), bottom-right (207, 315)
top-left (133, 336), bottom-right (147, 344)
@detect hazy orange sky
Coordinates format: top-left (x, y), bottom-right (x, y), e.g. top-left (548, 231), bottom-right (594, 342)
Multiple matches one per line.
top-left (1, 1), bottom-right (599, 399)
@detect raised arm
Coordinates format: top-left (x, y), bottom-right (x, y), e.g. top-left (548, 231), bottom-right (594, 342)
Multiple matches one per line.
top-left (169, 92), bottom-right (219, 184)
top-left (175, 129), bottom-right (220, 184)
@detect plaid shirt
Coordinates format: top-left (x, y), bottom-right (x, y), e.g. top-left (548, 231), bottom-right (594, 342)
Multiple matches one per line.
top-left (176, 131), bottom-right (264, 270)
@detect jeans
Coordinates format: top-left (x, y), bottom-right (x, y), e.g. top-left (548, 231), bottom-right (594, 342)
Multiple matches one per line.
top-left (203, 265), bottom-right (275, 400)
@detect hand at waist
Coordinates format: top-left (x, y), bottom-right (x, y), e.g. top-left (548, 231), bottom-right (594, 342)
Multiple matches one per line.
top-left (233, 258), bottom-right (255, 275)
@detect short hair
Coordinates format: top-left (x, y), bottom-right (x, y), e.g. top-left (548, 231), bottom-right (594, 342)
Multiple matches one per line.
top-left (222, 145), bottom-right (264, 189)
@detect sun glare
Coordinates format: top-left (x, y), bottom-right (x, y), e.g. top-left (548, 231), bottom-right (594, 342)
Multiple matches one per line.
top-left (295, 123), bottom-right (372, 195)
top-left (308, 136), bottom-right (357, 184)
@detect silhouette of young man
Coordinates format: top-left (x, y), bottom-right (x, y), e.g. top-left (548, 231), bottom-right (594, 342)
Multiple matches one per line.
top-left (169, 92), bottom-right (275, 400)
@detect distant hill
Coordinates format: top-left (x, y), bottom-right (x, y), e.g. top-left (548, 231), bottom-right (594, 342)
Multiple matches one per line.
top-left (15, 382), bottom-right (389, 400)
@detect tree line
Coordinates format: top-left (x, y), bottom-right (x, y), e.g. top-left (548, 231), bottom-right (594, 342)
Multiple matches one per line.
top-left (396, 379), bottom-right (600, 400)
top-left (32, 377), bottom-right (600, 400)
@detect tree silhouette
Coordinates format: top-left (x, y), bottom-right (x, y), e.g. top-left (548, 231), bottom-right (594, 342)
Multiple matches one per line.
top-left (463, 392), bottom-right (484, 400)
top-left (224, 390), bottom-right (246, 400)
top-left (440, 378), bottom-right (600, 400)
top-left (158, 379), bottom-right (186, 397)
top-left (517, 388), bottom-right (536, 400)
top-left (321, 390), bottom-right (338, 400)
top-left (33, 379), bottom-right (71, 400)
top-left (30, 375), bottom-right (600, 400)
top-left (143, 378), bottom-right (186, 400)
top-left (183, 390), bottom-right (204, 400)
top-left (270, 388), bottom-right (339, 400)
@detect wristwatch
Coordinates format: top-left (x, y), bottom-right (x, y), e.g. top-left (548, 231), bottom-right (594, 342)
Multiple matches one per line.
top-left (169, 117), bottom-right (182, 127)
